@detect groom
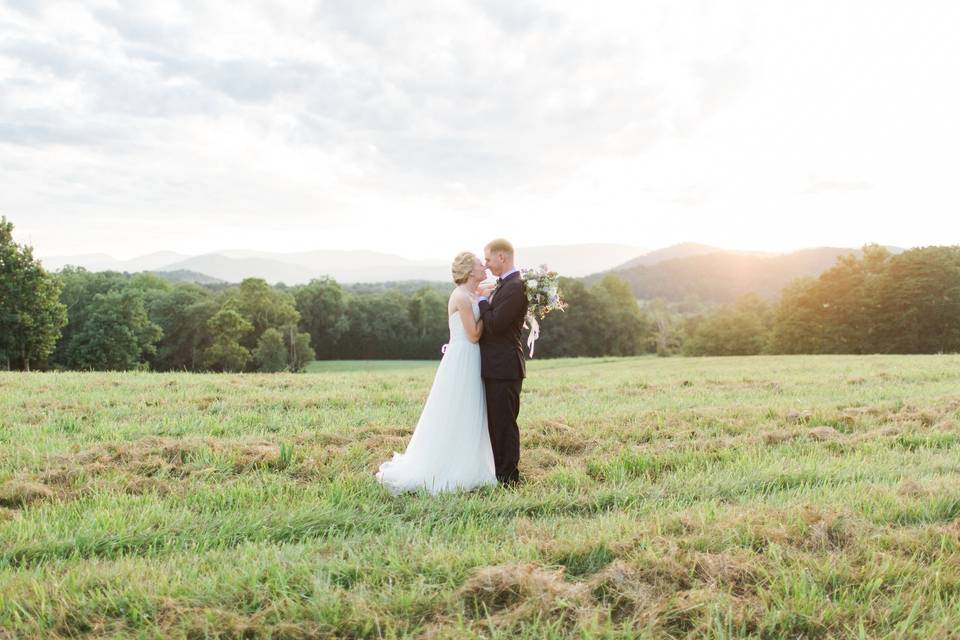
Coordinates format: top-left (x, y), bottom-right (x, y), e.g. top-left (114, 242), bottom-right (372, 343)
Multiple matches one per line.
top-left (478, 238), bottom-right (528, 486)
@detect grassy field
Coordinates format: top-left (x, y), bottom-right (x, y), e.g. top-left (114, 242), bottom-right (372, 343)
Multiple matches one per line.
top-left (304, 360), bottom-right (438, 373)
top-left (1, 355), bottom-right (959, 639)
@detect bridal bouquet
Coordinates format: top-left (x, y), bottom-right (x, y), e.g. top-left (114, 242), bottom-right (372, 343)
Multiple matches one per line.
top-left (520, 265), bottom-right (567, 357)
top-left (522, 265), bottom-right (567, 319)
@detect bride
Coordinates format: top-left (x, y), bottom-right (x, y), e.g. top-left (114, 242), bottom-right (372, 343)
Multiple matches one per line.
top-left (375, 251), bottom-right (498, 495)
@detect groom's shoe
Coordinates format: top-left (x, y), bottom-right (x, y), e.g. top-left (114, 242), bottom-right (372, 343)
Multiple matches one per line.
top-left (498, 470), bottom-right (523, 488)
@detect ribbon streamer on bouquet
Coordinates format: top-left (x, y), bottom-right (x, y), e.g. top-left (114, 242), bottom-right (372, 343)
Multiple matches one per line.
top-left (524, 314), bottom-right (540, 358)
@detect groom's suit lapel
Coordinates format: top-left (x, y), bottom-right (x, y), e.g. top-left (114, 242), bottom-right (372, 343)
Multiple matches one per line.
top-left (491, 270), bottom-right (519, 304)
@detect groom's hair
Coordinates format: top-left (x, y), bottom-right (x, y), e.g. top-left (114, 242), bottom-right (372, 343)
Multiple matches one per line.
top-left (485, 238), bottom-right (514, 257)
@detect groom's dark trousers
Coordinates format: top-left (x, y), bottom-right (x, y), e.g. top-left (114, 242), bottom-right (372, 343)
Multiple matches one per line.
top-left (478, 270), bottom-right (528, 484)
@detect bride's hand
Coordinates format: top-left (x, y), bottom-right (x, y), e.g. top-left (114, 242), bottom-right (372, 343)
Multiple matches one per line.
top-left (476, 282), bottom-right (495, 297)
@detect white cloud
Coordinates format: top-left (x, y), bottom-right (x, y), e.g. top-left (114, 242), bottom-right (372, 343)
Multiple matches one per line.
top-left (2, 0), bottom-right (959, 260)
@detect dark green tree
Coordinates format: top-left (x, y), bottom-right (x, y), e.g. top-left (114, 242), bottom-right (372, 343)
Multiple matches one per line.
top-left (590, 275), bottom-right (652, 356)
top-left (408, 287), bottom-right (448, 356)
top-left (338, 292), bottom-right (418, 359)
top-left (770, 277), bottom-right (825, 354)
top-left (52, 267), bottom-right (130, 367)
top-left (0, 216), bottom-right (68, 370)
top-left (293, 278), bottom-right (350, 359)
top-left (534, 278), bottom-right (599, 357)
top-left (648, 298), bottom-right (684, 356)
top-left (684, 294), bottom-right (772, 356)
top-left (66, 289), bottom-right (163, 370)
top-left (254, 324), bottom-right (314, 372)
top-left (770, 245), bottom-right (891, 354)
top-left (147, 283), bottom-right (217, 370)
top-left (254, 327), bottom-right (287, 372)
top-left (876, 246), bottom-right (960, 353)
top-left (202, 305), bottom-right (253, 372)
top-left (226, 278), bottom-right (300, 354)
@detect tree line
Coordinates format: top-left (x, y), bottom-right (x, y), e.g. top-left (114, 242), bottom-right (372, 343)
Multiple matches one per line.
top-left (681, 245), bottom-right (960, 356)
top-left (4, 215), bottom-right (960, 370)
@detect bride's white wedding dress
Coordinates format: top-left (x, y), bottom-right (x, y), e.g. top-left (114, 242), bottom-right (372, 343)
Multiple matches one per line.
top-left (376, 298), bottom-right (497, 495)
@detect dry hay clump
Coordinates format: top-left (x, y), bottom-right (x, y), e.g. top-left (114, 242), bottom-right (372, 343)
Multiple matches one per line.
top-left (892, 404), bottom-right (945, 428)
top-left (762, 429), bottom-right (801, 445)
top-left (44, 436), bottom-right (283, 479)
top-left (588, 560), bottom-right (658, 623)
top-left (935, 418), bottom-right (958, 432)
top-left (658, 586), bottom-right (758, 638)
top-left (945, 517), bottom-right (960, 540)
top-left (526, 420), bottom-right (592, 456)
top-left (518, 447), bottom-right (566, 480)
top-left (589, 558), bottom-right (759, 634)
top-left (5, 436), bottom-right (310, 504)
top-left (0, 480), bottom-right (54, 507)
top-left (786, 410), bottom-right (813, 424)
top-left (807, 425), bottom-right (841, 441)
top-left (151, 598), bottom-right (330, 640)
top-left (711, 505), bottom-right (865, 554)
top-left (457, 563), bottom-right (590, 628)
top-left (359, 434), bottom-right (408, 461)
top-left (454, 554), bottom-right (763, 635)
top-left (847, 425), bottom-right (901, 444)
top-left (897, 479), bottom-right (927, 498)
top-left (690, 551), bottom-right (759, 594)
top-left (792, 505), bottom-right (863, 552)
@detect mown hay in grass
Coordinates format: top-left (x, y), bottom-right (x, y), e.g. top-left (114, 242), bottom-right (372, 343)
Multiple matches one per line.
top-left (897, 479), bottom-right (927, 497)
top-left (936, 419), bottom-right (957, 432)
top-left (458, 563), bottom-right (589, 626)
top-left (945, 518), bottom-right (960, 538)
top-left (0, 480), bottom-right (54, 507)
top-left (154, 599), bottom-right (264, 639)
top-left (519, 447), bottom-right (564, 480)
top-left (660, 587), bottom-right (758, 637)
top-left (527, 420), bottom-right (591, 455)
top-left (362, 435), bottom-right (407, 461)
top-left (625, 547), bottom-right (695, 591)
top-left (588, 560), bottom-right (657, 623)
top-left (123, 476), bottom-right (175, 496)
top-left (919, 411), bottom-right (939, 427)
top-left (14, 436), bottom-right (313, 504)
top-left (848, 426), bottom-right (901, 444)
top-left (294, 431), bottom-right (351, 447)
top-left (763, 430), bottom-right (800, 445)
top-left (808, 426), bottom-right (840, 441)
top-left (691, 552), bottom-right (759, 593)
top-left (796, 505), bottom-right (861, 552)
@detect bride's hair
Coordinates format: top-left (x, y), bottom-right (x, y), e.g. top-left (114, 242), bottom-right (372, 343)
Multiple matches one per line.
top-left (451, 251), bottom-right (477, 285)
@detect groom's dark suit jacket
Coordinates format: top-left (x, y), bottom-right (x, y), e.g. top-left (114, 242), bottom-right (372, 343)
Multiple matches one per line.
top-left (478, 270), bottom-right (528, 380)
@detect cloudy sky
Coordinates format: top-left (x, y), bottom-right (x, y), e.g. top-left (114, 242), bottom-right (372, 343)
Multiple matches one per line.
top-left (2, 0), bottom-right (959, 261)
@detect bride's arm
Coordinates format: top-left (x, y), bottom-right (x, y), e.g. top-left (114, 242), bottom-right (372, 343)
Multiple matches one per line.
top-left (456, 293), bottom-right (483, 343)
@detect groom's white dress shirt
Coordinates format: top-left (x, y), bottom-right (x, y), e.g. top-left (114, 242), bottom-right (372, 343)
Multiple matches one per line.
top-left (479, 268), bottom-right (518, 303)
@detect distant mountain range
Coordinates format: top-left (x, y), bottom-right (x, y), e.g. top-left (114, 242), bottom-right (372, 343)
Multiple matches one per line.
top-left (588, 243), bottom-right (907, 304)
top-left (39, 243), bottom-right (647, 285)
top-left (40, 242), bottom-right (908, 302)
top-left (613, 242), bottom-right (774, 270)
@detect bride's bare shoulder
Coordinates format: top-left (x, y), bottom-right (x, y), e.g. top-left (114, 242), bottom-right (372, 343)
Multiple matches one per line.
top-left (448, 287), bottom-right (470, 312)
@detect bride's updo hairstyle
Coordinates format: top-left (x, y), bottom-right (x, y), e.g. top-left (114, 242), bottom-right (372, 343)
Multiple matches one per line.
top-left (451, 251), bottom-right (477, 285)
